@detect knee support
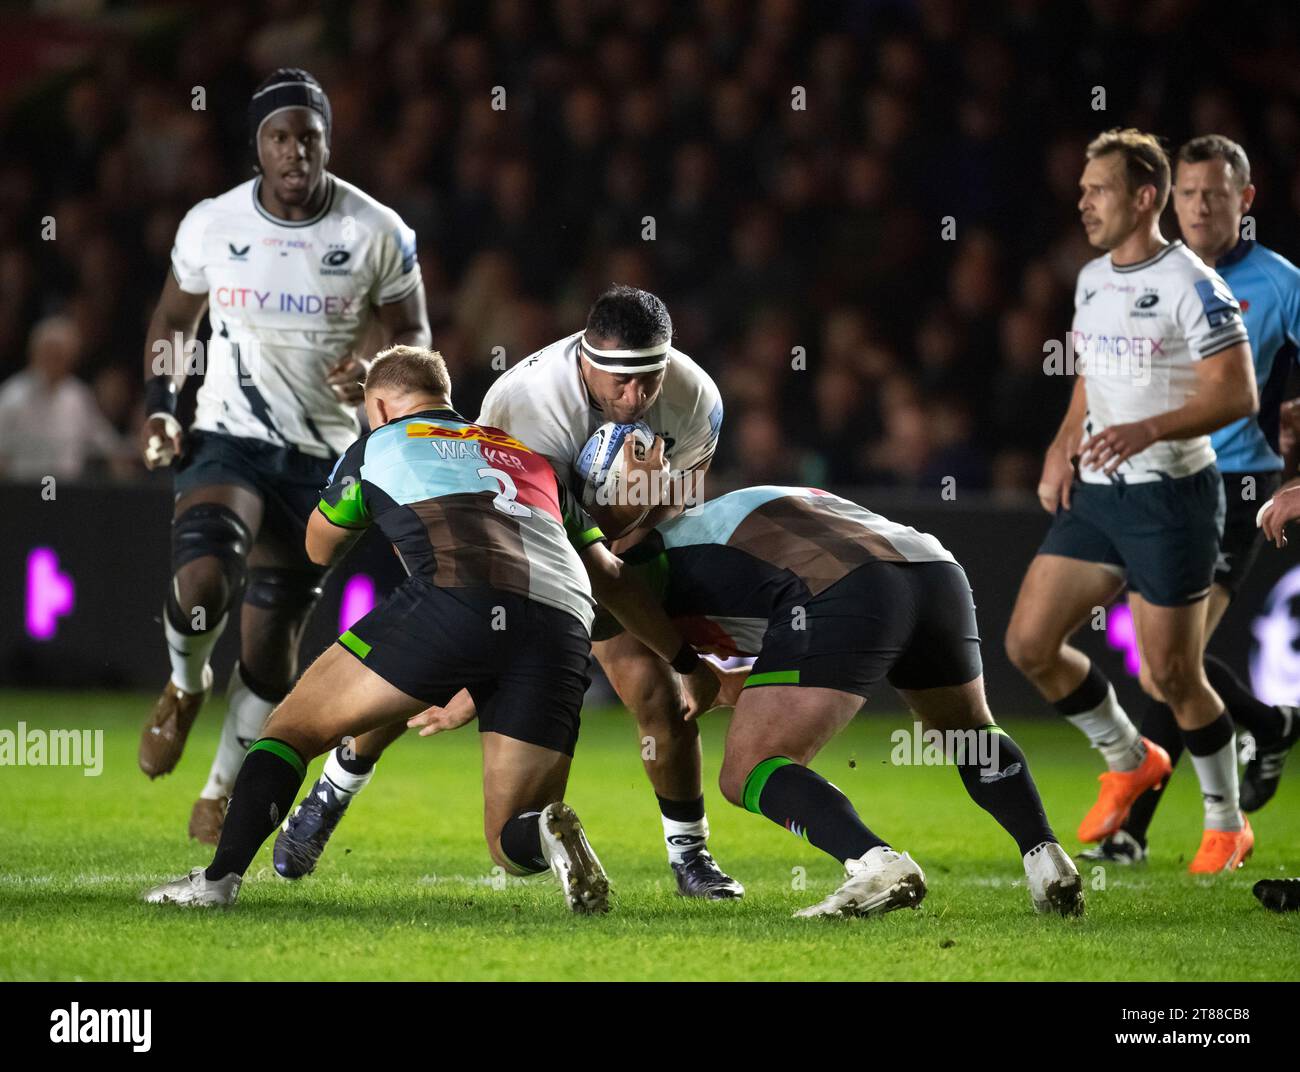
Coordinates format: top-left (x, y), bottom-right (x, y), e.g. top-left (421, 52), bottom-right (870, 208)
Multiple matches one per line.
top-left (243, 567), bottom-right (325, 617)
top-left (168, 503), bottom-right (253, 627)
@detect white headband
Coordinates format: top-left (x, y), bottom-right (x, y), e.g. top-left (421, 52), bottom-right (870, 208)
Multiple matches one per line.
top-left (579, 335), bottom-right (670, 373)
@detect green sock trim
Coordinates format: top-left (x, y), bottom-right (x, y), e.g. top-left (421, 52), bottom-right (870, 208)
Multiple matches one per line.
top-left (744, 669), bottom-right (800, 688)
top-left (742, 756), bottom-right (794, 815)
top-left (339, 630), bottom-right (371, 659)
top-left (247, 738), bottom-right (306, 780)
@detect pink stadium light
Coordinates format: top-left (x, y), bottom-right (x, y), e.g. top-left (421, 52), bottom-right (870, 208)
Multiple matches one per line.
top-left (1105, 602), bottom-right (1141, 678)
top-left (338, 573), bottom-right (375, 634)
top-left (26, 547), bottom-right (75, 641)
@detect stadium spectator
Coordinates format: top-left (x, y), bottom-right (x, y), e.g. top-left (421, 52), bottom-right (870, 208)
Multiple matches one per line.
top-left (0, 315), bottom-right (129, 480)
top-left (1, 2), bottom-right (1297, 498)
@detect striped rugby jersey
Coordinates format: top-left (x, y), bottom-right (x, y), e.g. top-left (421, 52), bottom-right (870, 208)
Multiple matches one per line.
top-left (318, 408), bottom-right (602, 630)
top-left (625, 485), bottom-right (955, 656)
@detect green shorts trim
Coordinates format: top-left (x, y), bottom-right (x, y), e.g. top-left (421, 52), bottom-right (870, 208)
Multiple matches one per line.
top-left (338, 630), bottom-right (372, 659)
top-left (744, 669), bottom-right (801, 688)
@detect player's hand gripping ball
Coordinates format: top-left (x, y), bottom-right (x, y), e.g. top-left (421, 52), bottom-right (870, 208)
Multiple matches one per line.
top-left (574, 421), bottom-right (665, 536)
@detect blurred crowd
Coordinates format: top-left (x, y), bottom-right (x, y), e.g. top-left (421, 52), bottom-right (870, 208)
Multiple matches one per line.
top-left (3, 0), bottom-right (1300, 494)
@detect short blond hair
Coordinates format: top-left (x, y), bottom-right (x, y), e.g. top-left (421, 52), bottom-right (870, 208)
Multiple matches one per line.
top-left (364, 345), bottom-right (451, 400)
top-left (1087, 127), bottom-right (1170, 210)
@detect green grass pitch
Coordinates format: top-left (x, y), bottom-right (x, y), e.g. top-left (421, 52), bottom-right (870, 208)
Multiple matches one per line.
top-left (1, 689), bottom-right (1296, 981)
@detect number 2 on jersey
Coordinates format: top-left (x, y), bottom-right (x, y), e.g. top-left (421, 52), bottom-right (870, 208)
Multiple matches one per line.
top-left (478, 467), bottom-right (534, 518)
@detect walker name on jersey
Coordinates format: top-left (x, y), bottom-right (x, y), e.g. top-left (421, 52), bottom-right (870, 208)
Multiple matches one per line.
top-left (213, 287), bottom-right (359, 316)
top-left (407, 422), bottom-right (531, 471)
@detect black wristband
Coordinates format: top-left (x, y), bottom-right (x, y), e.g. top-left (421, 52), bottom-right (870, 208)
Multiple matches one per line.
top-left (144, 375), bottom-right (177, 416)
top-left (670, 642), bottom-right (701, 674)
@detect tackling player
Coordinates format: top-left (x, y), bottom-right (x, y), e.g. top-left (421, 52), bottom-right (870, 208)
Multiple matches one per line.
top-left (273, 287), bottom-right (746, 899)
top-left (415, 485), bottom-right (1084, 918)
top-left (142, 347), bottom-right (726, 911)
top-left (1087, 135), bottom-right (1300, 865)
top-left (136, 69), bottom-right (431, 844)
top-left (1005, 129), bottom-right (1259, 873)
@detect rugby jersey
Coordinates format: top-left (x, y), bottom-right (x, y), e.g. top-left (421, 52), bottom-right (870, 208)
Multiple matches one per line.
top-left (171, 174), bottom-right (422, 458)
top-left (624, 485), bottom-right (955, 656)
top-left (317, 408), bottom-right (601, 630)
top-left (1072, 240), bottom-right (1249, 483)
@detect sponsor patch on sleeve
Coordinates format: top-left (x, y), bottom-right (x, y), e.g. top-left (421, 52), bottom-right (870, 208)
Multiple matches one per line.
top-left (708, 399), bottom-right (723, 440)
top-left (396, 226), bottom-right (417, 275)
top-left (1194, 277), bottom-right (1241, 329)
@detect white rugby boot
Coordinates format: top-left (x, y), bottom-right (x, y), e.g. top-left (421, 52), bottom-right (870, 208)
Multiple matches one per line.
top-left (142, 867), bottom-right (241, 907)
top-left (1025, 841), bottom-right (1085, 916)
top-left (794, 846), bottom-right (926, 919)
top-left (539, 802), bottom-right (610, 914)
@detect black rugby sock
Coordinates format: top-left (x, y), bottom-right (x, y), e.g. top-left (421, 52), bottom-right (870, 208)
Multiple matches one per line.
top-left (206, 738), bottom-right (306, 880)
top-left (1204, 655), bottom-right (1284, 745)
top-left (954, 726), bottom-right (1056, 856)
top-left (743, 758), bottom-right (886, 862)
top-left (500, 811), bottom-right (547, 874)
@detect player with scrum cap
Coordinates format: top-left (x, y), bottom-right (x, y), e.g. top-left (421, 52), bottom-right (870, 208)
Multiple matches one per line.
top-left (136, 69), bottom-right (431, 844)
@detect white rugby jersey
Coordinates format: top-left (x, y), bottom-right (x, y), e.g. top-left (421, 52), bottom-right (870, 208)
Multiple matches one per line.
top-left (477, 331), bottom-right (723, 488)
top-left (170, 174), bottom-right (423, 458)
top-left (1071, 240), bottom-right (1248, 483)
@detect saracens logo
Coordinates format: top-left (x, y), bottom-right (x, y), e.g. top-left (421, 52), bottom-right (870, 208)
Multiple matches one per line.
top-left (321, 247), bottom-right (352, 276)
top-left (1133, 291), bottom-right (1160, 317)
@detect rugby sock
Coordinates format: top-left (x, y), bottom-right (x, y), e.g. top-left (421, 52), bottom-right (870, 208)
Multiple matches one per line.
top-left (742, 757), bottom-right (886, 863)
top-left (1182, 712), bottom-right (1242, 833)
top-left (657, 794), bottom-right (708, 864)
top-left (499, 811), bottom-right (547, 874)
top-left (205, 738), bottom-right (306, 879)
top-left (953, 726), bottom-right (1056, 857)
top-left (163, 596), bottom-right (227, 695)
top-left (1122, 697), bottom-right (1186, 845)
top-left (200, 663), bottom-right (278, 800)
top-left (1054, 662), bottom-right (1146, 772)
top-left (1204, 655), bottom-right (1285, 746)
top-left (321, 745), bottom-right (376, 803)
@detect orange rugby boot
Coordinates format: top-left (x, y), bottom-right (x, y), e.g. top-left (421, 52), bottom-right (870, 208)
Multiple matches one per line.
top-left (1189, 816), bottom-right (1254, 874)
top-left (1077, 738), bottom-right (1173, 843)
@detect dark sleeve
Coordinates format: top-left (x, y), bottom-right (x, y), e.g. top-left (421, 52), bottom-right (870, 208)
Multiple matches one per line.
top-left (317, 438), bottom-right (372, 529)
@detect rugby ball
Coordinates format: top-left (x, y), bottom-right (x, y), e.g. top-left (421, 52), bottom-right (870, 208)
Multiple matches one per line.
top-left (575, 420), bottom-right (658, 511)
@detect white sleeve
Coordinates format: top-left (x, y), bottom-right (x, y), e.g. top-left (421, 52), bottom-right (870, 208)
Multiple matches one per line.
top-left (670, 377), bottom-right (724, 473)
top-left (1178, 267), bottom-right (1249, 360)
top-left (372, 218), bottom-right (422, 305)
top-left (170, 201), bottom-right (213, 295)
top-left (478, 375), bottom-right (572, 473)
